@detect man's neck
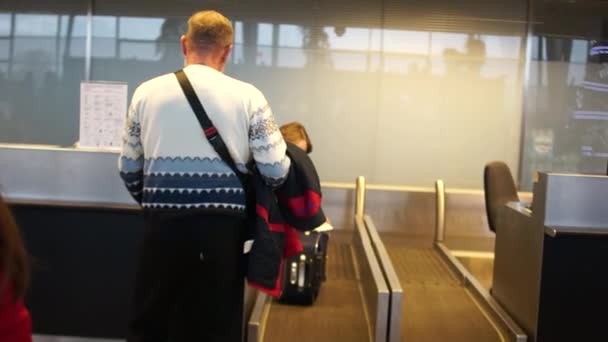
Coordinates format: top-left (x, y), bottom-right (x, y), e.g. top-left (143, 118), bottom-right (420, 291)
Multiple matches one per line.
top-left (185, 54), bottom-right (223, 72)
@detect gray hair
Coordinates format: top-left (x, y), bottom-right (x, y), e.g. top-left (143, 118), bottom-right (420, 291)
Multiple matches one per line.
top-left (186, 10), bottom-right (234, 51)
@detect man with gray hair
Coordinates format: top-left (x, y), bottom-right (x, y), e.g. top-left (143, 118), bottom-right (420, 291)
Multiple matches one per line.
top-left (118, 10), bottom-right (290, 342)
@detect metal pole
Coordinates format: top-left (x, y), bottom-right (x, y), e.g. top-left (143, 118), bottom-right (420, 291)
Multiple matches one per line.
top-left (435, 179), bottom-right (445, 242)
top-left (355, 176), bottom-right (366, 219)
top-left (8, 13), bottom-right (15, 78)
top-left (84, 0), bottom-right (93, 81)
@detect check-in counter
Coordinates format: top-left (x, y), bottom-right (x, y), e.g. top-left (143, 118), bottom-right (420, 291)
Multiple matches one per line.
top-left (492, 172), bottom-right (608, 342)
top-left (1, 145), bottom-right (265, 338)
top-left (0, 144), bottom-right (355, 339)
top-left (0, 145), bottom-right (139, 338)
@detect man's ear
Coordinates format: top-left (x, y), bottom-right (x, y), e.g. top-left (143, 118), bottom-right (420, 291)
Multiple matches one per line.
top-left (180, 35), bottom-right (188, 56)
top-left (220, 44), bottom-right (232, 64)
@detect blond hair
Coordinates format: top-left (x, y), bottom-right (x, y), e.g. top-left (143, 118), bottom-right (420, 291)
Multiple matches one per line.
top-left (186, 10), bottom-right (233, 51)
top-left (280, 122), bottom-right (313, 153)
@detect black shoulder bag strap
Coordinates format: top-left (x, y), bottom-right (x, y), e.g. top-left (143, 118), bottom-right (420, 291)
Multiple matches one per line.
top-left (174, 69), bottom-right (246, 183)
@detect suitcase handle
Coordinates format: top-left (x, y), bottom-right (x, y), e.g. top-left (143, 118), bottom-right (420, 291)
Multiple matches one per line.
top-left (297, 255), bottom-right (306, 289)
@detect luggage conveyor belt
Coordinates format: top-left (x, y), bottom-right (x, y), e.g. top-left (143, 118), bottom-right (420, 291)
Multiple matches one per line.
top-left (360, 179), bottom-right (527, 342)
top-left (248, 216), bottom-right (391, 342)
top-left (364, 215), bottom-right (527, 341)
top-left (381, 232), bottom-right (505, 341)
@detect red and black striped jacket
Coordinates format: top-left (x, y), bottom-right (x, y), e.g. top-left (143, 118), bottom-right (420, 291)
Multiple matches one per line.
top-left (246, 142), bottom-right (326, 297)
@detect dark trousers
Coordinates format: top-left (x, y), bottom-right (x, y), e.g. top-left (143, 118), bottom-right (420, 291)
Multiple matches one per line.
top-left (128, 212), bottom-right (246, 342)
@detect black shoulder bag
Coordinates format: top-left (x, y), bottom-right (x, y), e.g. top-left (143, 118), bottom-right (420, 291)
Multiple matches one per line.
top-left (174, 69), bottom-right (251, 197)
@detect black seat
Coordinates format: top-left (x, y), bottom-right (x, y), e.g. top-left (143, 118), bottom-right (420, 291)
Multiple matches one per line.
top-left (483, 161), bottom-right (519, 233)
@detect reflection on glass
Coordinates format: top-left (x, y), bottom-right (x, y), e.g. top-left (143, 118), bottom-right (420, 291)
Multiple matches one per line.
top-left (480, 35), bottom-right (520, 59)
top-left (91, 16), bottom-right (117, 58)
top-left (277, 48), bottom-right (306, 68)
top-left (279, 24), bottom-right (303, 48)
top-left (257, 23), bottom-right (273, 46)
top-left (59, 15), bottom-right (70, 37)
top-left (331, 51), bottom-right (367, 71)
top-left (430, 32), bottom-right (468, 56)
top-left (233, 23), bottom-right (521, 185)
top-left (0, 13), bottom-right (11, 35)
top-left (324, 27), bottom-right (374, 51)
top-left (0, 10), bottom-right (87, 146)
top-left (68, 15), bottom-right (87, 57)
top-left (0, 40), bottom-right (8, 59)
top-left (120, 42), bottom-right (159, 60)
top-left (574, 39), bottom-right (608, 158)
top-left (232, 44), bottom-right (244, 65)
top-left (521, 15), bottom-right (608, 189)
top-left (0, 6), bottom-right (530, 188)
top-left (256, 23), bottom-right (274, 66)
top-left (231, 21), bottom-right (244, 64)
top-left (383, 29), bottom-right (428, 54)
top-left (570, 40), bottom-right (588, 63)
top-left (94, 16), bottom-right (117, 38)
top-left (234, 21), bottom-right (243, 45)
top-left (276, 24), bottom-right (305, 67)
top-left (15, 14), bottom-right (58, 36)
top-left (90, 15), bottom-right (186, 99)
top-left (256, 46), bottom-right (272, 66)
top-left (117, 17), bottom-right (165, 61)
top-left (119, 17), bottom-right (163, 40)
top-left (71, 15), bottom-right (87, 37)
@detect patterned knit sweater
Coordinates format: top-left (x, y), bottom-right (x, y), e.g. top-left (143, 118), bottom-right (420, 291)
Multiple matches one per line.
top-left (118, 64), bottom-right (290, 215)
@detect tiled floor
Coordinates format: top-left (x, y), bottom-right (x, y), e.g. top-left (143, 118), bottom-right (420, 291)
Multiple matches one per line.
top-left (34, 336), bottom-right (123, 342)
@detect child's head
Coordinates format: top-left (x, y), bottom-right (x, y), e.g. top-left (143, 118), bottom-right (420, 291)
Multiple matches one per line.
top-left (280, 122), bottom-right (313, 154)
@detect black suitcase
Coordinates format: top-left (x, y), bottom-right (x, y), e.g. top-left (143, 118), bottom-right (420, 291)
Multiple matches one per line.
top-left (278, 231), bottom-right (329, 305)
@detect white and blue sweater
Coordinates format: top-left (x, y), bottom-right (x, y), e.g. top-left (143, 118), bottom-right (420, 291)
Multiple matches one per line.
top-left (118, 64), bottom-right (290, 214)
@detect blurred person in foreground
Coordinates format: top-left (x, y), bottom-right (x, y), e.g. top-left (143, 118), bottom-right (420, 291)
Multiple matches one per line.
top-left (0, 193), bottom-right (32, 342)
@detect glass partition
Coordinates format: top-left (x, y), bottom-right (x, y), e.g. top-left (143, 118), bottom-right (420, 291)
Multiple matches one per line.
top-left (0, 3), bottom-right (88, 145)
top-left (520, 0), bottom-right (608, 189)
top-left (0, 0), bottom-right (532, 188)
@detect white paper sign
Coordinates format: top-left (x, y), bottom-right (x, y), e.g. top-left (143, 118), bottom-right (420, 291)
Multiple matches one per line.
top-left (79, 81), bottom-right (128, 149)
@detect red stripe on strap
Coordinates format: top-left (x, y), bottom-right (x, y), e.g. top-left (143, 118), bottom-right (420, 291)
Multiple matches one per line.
top-left (204, 127), bottom-right (218, 137)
